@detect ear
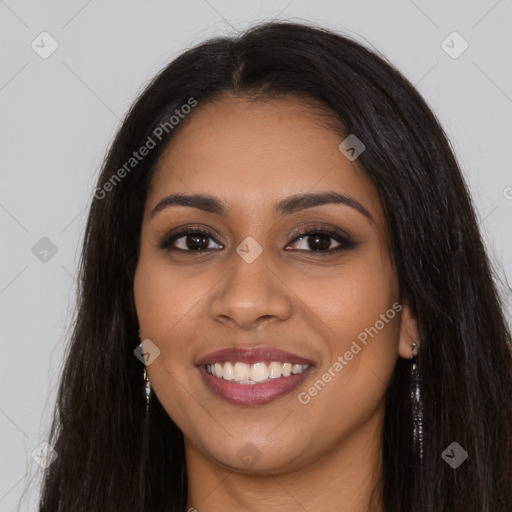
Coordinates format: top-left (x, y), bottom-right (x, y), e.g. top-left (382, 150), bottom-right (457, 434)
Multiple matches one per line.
top-left (397, 303), bottom-right (420, 359)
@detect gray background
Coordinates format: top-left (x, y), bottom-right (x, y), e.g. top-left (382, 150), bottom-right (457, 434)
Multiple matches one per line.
top-left (1, 1), bottom-right (511, 509)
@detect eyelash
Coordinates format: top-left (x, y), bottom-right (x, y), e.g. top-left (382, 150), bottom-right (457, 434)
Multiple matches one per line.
top-left (158, 225), bottom-right (356, 255)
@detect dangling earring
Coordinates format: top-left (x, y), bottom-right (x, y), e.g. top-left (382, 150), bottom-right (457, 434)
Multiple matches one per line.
top-left (410, 342), bottom-right (424, 464)
top-left (138, 331), bottom-right (151, 498)
top-left (143, 367), bottom-right (151, 414)
top-left (138, 330), bottom-right (151, 414)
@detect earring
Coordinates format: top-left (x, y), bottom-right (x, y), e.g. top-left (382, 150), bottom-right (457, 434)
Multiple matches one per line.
top-left (138, 330), bottom-right (151, 414)
top-left (143, 367), bottom-right (151, 414)
top-left (410, 342), bottom-right (424, 464)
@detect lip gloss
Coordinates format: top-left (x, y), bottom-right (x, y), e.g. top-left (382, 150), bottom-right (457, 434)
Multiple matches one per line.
top-left (197, 364), bottom-right (314, 405)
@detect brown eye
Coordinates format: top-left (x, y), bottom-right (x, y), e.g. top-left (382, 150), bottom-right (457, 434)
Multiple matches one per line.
top-left (180, 233), bottom-right (211, 251)
top-left (292, 233), bottom-right (338, 251)
top-left (285, 227), bottom-right (356, 254)
top-left (159, 228), bottom-right (223, 252)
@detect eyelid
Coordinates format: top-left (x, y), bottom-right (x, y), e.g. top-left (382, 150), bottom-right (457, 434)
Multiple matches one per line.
top-left (288, 222), bottom-right (352, 241)
top-left (157, 224), bottom-right (224, 249)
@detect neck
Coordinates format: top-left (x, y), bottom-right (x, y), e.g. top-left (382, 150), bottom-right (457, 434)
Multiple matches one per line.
top-left (184, 405), bottom-right (385, 512)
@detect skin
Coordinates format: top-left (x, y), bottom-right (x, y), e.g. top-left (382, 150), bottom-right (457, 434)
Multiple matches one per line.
top-left (134, 95), bottom-right (419, 512)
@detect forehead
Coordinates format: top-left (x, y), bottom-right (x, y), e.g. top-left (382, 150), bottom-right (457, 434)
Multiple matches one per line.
top-left (146, 95), bottom-right (383, 224)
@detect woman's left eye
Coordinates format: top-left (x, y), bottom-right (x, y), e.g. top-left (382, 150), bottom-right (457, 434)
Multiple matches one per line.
top-left (286, 228), bottom-right (356, 254)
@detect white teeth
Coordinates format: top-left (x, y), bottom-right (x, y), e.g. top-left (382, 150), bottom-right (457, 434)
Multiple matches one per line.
top-left (233, 362), bottom-right (251, 381)
top-left (291, 364), bottom-right (302, 374)
top-left (214, 362), bottom-right (223, 378)
top-left (205, 361), bottom-right (310, 383)
top-left (250, 362), bottom-right (269, 383)
top-left (223, 361), bottom-right (234, 381)
top-left (268, 361), bottom-right (282, 379)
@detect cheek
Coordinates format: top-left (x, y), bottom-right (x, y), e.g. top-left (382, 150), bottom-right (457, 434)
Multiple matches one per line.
top-left (292, 251), bottom-right (398, 349)
top-left (133, 252), bottom-right (219, 382)
top-left (133, 256), bottom-right (203, 423)
top-left (296, 249), bottom-right (400, 405)
top-left (294, 265), bottom-right (400, 443)
top-left (134, 254), bottom-right (200, 337)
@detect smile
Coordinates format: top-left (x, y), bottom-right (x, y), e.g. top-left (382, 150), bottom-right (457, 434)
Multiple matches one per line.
top-left (205, 361), bottom-right (311, 384)
top-left (196, 346), bottom-right (315, 405)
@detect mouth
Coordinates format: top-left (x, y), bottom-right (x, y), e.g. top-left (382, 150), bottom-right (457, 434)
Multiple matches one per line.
top-left (195, 346), bottom-right (315, 406)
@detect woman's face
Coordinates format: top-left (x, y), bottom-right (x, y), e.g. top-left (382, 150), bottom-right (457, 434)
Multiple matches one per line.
top-left (134, 95), bottom-right (418, 473)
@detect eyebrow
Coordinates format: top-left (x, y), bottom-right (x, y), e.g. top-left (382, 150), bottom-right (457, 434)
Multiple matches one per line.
top-left (150, 191), bottom-right (374, 222)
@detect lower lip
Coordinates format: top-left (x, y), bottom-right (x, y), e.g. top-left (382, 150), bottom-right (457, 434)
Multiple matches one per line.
top-left (197, 365), bottom-right (314, 406)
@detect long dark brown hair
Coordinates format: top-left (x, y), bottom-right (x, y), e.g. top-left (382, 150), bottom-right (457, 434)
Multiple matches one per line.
top-left (36, 21), bottom-right (512, 511)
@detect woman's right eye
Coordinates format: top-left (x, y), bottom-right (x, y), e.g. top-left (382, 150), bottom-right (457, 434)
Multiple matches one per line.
top-left (159, 228), bottom-right (223, 252)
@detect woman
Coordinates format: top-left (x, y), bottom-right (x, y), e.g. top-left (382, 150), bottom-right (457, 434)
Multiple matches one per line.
top-left (38, 21), bottom-right (512, 511)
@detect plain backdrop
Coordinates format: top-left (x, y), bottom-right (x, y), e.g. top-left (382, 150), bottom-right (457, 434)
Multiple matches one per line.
top-left (1, 1), bottom-right (511, 510)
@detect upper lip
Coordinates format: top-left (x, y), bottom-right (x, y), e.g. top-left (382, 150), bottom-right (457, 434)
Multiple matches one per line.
top-left (195, 346), bottom-right (315, 366)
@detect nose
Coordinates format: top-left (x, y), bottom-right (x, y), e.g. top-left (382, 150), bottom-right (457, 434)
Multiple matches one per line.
top-left (209, 250), bottom-right (293, 330)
